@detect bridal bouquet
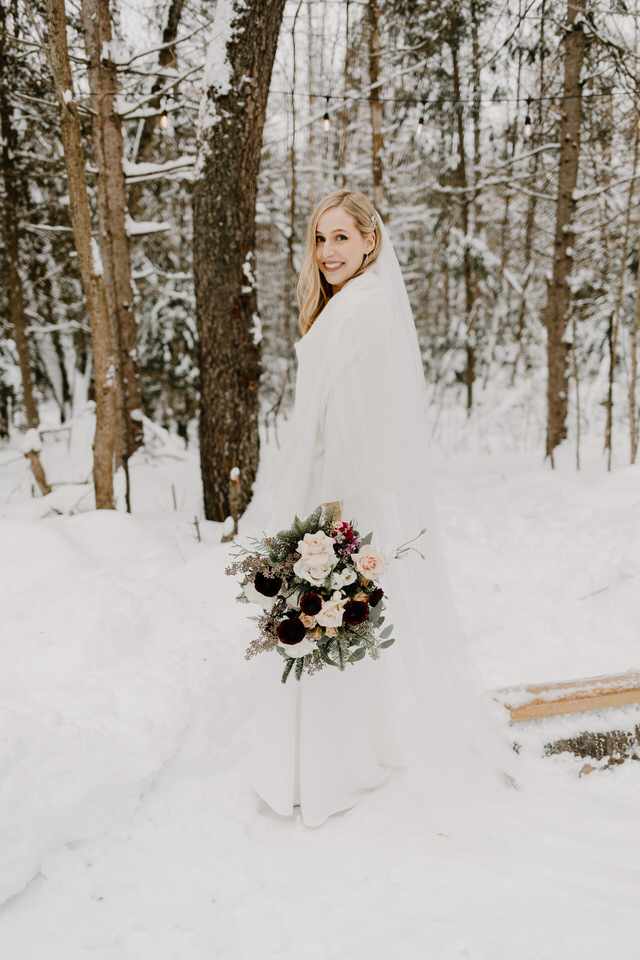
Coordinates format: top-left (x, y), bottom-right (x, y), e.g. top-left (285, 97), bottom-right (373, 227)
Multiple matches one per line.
top-left (226, 504), bottom-right (423, 684)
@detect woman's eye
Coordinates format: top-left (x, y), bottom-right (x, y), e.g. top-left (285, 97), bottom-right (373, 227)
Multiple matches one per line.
top-left (315, 236), bottom-right (324, 244)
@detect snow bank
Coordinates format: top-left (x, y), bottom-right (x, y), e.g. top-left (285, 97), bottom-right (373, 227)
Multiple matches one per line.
top-left (0, 513), bottom-right (230, 905)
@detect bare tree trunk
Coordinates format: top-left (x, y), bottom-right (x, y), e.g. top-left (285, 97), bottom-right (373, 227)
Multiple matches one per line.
top-left (449, 19), bottom-right (476, 413)
top-left (631, 220), bottom-right (640, 464)
top-left (368, 0), bottom-right (384, 211)
top-left (80, 0), bottom-right (143, 509)
top-left (306, 0), bottom-right (316, 206)
top-left (606, 112), bottom-right (639, 469)
top-left (339, 0), bottom-right (351, 186)
top-left (470, 0), bottom-right (482, 233)
top-left (193, 0), bottom-right (287, 522)
top-left (544, 0), bottom-right (587, 463)
top-left (44, 0), bottom-right (116, 508)
top-left (286, 1), bottom-right (304, 355)
top-left (81, 5), bottom-right (142, 441)
top-left (0, 6), bottom-right (50, 494)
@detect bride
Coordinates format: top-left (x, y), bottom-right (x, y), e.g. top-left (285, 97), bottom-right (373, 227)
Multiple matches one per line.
top-left (253, 188), bottom-right (504, 826)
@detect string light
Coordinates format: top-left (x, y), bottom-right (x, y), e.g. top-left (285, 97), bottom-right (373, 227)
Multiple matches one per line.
top-left (416, 100), bottom-right (425, 138)
top-left (160, 110), bottom-right (170, 130)
top-left (524, 98), bottom-right (533, 137)
top-left (322, 95), bottom-right (331, 133)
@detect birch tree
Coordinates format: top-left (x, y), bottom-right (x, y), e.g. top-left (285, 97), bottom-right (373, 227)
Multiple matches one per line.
top-left (193, 0), bottom-right (287, 522)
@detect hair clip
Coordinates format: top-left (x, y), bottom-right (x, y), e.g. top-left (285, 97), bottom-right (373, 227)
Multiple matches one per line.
top-left (371, 214), bottom-right (377, 229)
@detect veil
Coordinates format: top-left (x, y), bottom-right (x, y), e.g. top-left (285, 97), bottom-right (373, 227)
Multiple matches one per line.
top-left (323, 213), bottom-right (516, 799)
top-left (356, 216), bottom-right (640, 845)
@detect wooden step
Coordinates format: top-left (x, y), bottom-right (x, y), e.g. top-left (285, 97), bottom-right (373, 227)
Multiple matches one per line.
top-left (495, 669), bottom-right (640, 723)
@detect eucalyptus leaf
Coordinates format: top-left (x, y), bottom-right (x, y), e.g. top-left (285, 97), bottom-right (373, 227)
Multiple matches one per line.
top-left (380, 638), bottom-right (395, 649)
top-left (380, 625), bottom-right (393, 639)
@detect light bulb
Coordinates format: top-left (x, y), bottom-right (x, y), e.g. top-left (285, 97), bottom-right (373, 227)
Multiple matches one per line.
top-left (160, 112), bottom-right (170, 131)
top-left (323, 112), bottom-right (330, 133)
top-left (416, 116), bottom-right (424, 137)
top-left (524, 114), bottom-right (532, 137)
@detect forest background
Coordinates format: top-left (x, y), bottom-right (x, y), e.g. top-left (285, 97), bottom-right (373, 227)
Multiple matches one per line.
top-left (1, 0), bottom-right (639, 522)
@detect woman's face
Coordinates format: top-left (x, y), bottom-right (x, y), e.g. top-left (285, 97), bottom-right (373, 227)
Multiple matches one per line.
top-left (315, 206), bottom-right (375, 292)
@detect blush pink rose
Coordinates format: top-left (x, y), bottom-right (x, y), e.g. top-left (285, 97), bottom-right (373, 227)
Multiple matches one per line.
top-left (352, 545), bottom-right (386, 580)
top-left (315, 597), bottom-right (345, 629)
top-left (297, 531), bottom-right (337, 571)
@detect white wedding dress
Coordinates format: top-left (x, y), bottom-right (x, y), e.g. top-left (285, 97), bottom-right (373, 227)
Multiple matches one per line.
top-left (251, 232), bottom-right (499, 826)
top-left (253, 267), bottom-right (408, 826)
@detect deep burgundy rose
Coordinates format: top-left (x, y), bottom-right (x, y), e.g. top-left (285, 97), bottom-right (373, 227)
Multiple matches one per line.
top-left (299, 593), bottom-right (322, 616)
top-left (254, 571), bottom-right (283, 597)
top-left (369, 588), bottom-right (384, 608)
top-left (276, 617), bottom-right (306, 645)
top-left (342, 600), bottom-right (370, 627)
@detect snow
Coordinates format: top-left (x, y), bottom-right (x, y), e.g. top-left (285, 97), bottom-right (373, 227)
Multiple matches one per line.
top-left (201, 0), bottom-right (236, 100)
top-left (21, 428), bottom-right (41, 454)
top-left (251, 311), bottom-right (263, 346)
top-left (125, 216), bottom-right (171, 237)
top-left (121, 157), bottom-right (195, 182)
top-left (1, 412), bottom-right (640, 957)
top-left (90, 237), bottom-right (103, 278)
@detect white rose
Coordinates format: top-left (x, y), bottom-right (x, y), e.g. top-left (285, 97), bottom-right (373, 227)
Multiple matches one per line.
top-left (315, 597), bottom-right (345, 629)
top-left (243, 580), bottom-right (276, 611)
top-left (294, 556), bottom-right (331, 584)
top-left (279, 636), bottom-right (317, 658)
top-left (331, 567), bottom-right (356, 590)
top-left (297, 531), bottom-right (338, 571)
top-left (330, 570), bottom-right (345, 590)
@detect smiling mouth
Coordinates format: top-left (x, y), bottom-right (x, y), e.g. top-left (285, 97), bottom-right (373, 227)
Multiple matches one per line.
top-left (323, 262), bottom-right (344, 271)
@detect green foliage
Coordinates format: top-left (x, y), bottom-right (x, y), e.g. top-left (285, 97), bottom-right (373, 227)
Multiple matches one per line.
top-left (281, 658), bottom-right (295, 683)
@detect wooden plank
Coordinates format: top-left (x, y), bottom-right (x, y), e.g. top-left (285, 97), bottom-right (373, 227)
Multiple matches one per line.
top-left (495, 670), bottom-right (640, 723)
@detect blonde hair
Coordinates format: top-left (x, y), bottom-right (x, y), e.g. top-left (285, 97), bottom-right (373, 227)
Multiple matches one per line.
top-left (296, 189), bottom-right (382, 335)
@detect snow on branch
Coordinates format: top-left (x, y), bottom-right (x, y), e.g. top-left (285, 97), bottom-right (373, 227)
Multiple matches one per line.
top-left (122, 156), bottom-right (196, 184)
top-left (125, 216), bottom-right (171, 237)
top-left (117, 65), bottom-right (204, 118)
top-left (25, 320), bottom-right (91, 335)
top-left (574, 171), bottom-right (640, 202)
top-left (24, 223), bottom-right (73, 233)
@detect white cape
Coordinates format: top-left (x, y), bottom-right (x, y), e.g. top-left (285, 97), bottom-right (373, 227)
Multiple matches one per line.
top-left (253, 266), bottom-right (494, 825)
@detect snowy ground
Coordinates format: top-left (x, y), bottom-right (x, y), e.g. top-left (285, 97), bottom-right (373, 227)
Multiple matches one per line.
top-left (1, 402), bottom-right (639, 959)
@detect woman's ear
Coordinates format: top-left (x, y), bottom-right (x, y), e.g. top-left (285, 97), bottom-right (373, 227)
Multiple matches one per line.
top-left (366, 233), bottom-right (376, 253)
